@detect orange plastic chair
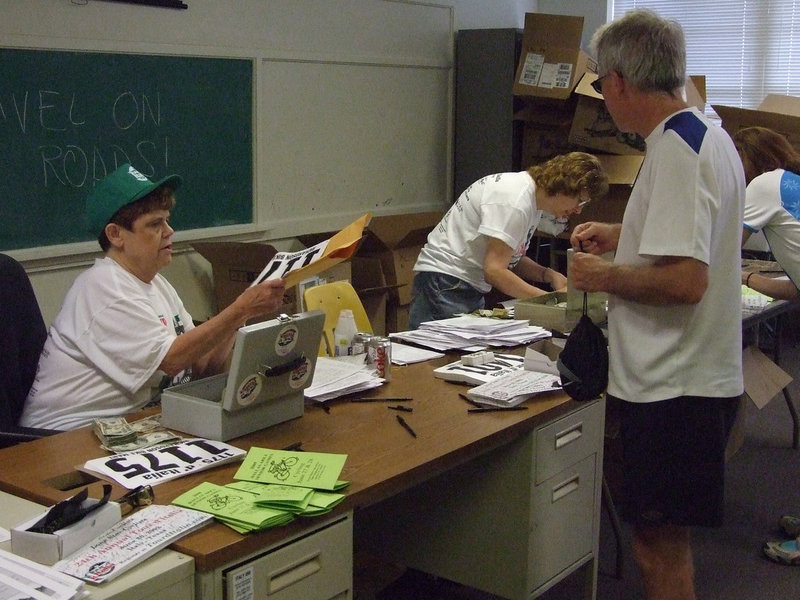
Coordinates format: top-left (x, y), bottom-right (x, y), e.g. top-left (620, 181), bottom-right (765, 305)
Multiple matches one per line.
top-left (303, 281), bottom-right (373, 356)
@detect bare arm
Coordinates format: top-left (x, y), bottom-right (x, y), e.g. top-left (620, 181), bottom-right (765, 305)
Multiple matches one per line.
top-left (570, 253), bottom-right (708, 306)
top-left (484, 237), bottom-right (556, 298)
top-left (512, 256), bottom-right (567, 292)
top-left (160, 279), bottom-right (286, 377)
top-left (743, 271), bottom-right (799, 301)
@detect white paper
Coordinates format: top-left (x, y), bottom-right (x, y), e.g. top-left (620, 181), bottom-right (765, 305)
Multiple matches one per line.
top-left (82, 438), bottom-right (246, 489)
top-left (251, 240), bottom-right (329, 285)
top-left (390, 342), bottom-right (444, 365)
top-left (466, 370), bottom-right (562, 408)
top-left (433, 354), bottom-right (525, 385)
top-left (305, 356), bottom-right (384, 402)
top-left (391, 316), bottom-right (550, 352)
top-left (55, 505), bottom-right (211, 584)
top-left (0, 548), bottom-right (85, 600)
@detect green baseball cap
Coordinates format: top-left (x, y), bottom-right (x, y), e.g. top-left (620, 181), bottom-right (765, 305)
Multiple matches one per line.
top-left (86, 163), bottom-right (182, 236)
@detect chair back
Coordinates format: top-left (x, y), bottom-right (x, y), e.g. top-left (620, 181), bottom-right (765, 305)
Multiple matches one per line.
top-left (0, 254), bottom-right (47, 432)
top-left (303, 281), bottom-right (372, 356)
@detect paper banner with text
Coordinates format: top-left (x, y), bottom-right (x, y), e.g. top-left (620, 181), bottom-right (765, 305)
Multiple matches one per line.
top-left (251, 213), bottom-right (371, 288)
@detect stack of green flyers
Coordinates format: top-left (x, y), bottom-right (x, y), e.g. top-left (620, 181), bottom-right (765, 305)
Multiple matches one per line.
top-left (227, 480), bottom-right (347, 517)
top-left (171, 448), bottom-right (351, 533)
top-left (172, 481), bottom-right (294, 534)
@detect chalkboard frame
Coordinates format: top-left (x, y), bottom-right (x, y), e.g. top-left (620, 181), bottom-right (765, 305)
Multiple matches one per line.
top-left (0, 48), bottom-right (254, 252)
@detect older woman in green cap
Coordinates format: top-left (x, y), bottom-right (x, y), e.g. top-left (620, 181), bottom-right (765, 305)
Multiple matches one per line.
top-left (20, 163), bottom-right (285, 430)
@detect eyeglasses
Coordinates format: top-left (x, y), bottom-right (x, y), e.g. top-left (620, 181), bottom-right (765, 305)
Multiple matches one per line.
top-left (577, 199), bottom-right (591, 209)
top-left (591, 73), bottom-right (610, 95)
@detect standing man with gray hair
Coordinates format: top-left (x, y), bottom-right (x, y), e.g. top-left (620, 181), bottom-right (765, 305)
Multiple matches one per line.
top-left (569, 10), bottom-right (745, 600)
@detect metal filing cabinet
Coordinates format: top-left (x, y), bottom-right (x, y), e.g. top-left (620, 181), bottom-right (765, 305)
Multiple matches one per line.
top-left (195, 512), bottom-right (352, 600)
top-left (354, 399), bottom-right (605, 600)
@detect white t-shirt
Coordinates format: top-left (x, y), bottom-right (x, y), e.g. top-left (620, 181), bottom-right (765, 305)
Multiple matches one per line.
top-left (414, 171), bottom-right (541, 293)
top-left (20, 257), bottom-right (194, 430)
top-left (608, 108), bottom-right (745, 402)
top-left (743, 168), bottom-right (800, 289)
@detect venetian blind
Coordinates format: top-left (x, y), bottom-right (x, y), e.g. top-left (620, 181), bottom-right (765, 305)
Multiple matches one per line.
top-left (611, 0), bottom-right (800, 113)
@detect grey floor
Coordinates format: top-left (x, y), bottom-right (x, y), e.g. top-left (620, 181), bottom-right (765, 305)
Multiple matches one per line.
top-left (361, 319), bottom-right (800, 599)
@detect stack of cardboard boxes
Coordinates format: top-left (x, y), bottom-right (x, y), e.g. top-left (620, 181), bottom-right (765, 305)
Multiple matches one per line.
top-left (510, 12), bottom-right (708, 231)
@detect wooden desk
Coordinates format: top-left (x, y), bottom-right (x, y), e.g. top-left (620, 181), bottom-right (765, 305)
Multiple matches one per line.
top-left (0, 354), bottom-right (604, 600)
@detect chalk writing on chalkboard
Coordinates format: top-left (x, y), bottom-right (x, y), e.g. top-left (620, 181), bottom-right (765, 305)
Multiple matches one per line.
top-left (0, 48), bottom-right (253, 251)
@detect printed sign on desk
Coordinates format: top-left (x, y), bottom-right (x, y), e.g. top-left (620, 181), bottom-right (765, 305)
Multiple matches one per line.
top-left (81, 438), bottom-right (246, 489)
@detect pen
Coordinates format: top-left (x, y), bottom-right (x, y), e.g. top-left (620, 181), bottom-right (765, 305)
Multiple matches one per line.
top-left (352, 397), bottom-right (413, 403)
top-left (396, 414), bottom-right (417, 438)
top-left (388, 405), bottom-right (413, 412)
top-left (282, 441), bottom-right (303, 451)
top-left (468, 406), bottom-right (529, 413)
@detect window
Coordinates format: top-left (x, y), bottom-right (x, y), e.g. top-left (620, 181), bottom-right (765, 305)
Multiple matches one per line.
top-left (611, 1), bottom-right (800, 114)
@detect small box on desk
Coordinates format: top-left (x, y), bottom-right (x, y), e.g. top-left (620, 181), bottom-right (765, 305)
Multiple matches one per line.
top-left (515, 291), bottom-right (606, 334)
top-left (11, 500), bottom-right (121, 566)
top-left (162, 311), bottom-right (324, 441)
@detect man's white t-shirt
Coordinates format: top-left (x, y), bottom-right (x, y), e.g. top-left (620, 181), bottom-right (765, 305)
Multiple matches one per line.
top-left (20, 257), bottom-right (194, 430)
top-left (414, 171), bottom-right (540, 293)
top-left (608, 108), bottom-right (744, 402)
top-left (743, 168), bottom-right (800, 290)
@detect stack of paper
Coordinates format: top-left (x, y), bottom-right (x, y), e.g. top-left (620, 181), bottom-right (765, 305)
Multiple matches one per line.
top-left (172, 448), bottom-right (350, 533)
top-left (172, 482), bottom-right (295, 534)
top-left (390, 342), bottom-right (444, 365)
top-left (391, 315), bottom-right (550, 351)
top-left (0, 549), bottom-right (85, 599)
top-left (54, 505), bottom-right (212, 584)
top-left (465, 369), bottom-right (562, 408)
top-left (305, 355), bottom-right (384, 402)
top-left (434, 353), bottom-right (526, 385)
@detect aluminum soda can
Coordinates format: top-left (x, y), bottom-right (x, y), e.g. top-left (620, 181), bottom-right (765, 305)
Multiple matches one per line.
top-left (351, 332), bottom-right (373, 356)
top-left (369, 336), bottom-right (392, 381)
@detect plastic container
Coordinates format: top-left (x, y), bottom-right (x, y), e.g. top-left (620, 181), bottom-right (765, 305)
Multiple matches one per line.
top-left (333, 309), bottom-right (358, 356)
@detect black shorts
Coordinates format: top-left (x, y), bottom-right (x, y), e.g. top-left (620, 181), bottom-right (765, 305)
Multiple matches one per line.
top-left (613, 394), bottom-right (740, 528)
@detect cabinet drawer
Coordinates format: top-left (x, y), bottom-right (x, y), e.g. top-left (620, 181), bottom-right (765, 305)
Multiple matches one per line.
top-left (223, 515), bottom-right (352, 600)
top-left (529, 454), bottom-right (597, 589)
top-left (534, 400), bottom-right (603, 484)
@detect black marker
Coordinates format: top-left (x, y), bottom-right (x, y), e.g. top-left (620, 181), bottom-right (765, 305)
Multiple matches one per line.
top-left (396, 414), bottom-right (417, 438)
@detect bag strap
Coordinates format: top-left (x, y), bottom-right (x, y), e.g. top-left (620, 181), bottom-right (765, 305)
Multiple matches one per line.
top-left (578, 242), bottom-right (588, 316)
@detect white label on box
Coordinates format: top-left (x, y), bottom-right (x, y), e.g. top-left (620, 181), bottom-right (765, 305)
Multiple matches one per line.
top-left (538, 62), bottom-right (573, 89)
top-left (519, 52), bottom-right (544, 86)
top-left (232, 566), bottom-right (254, 600)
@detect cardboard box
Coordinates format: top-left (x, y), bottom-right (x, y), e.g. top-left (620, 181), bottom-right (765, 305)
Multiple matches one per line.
top-left (192, 241), bottom-right (286, 318)
top-left (356, 212), bottom-right (443, 306)
top-left (512, 13), bottom-right (596, 100)
top-left (299, 212), bottom-right (442, 334)
top-left (12, 500), bottom-right (122, 565)
top-left (713, 94), bottom-right (800, 154)
top-left (193, 242), bottom-right (352, 321)
top-left (568, 73), bottom-right (646, 156)
top-left (568, 74), bottom-right (706, 156)
top-left (515, 291), bottom-right (606, 334)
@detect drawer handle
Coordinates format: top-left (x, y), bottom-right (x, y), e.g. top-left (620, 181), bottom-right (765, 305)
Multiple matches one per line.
top-left (554, 422), bottom-right (583, 449)
top-left (552, 473), bottom-right (580, 502)
top-left (267, 551), bottom-right (322, 594)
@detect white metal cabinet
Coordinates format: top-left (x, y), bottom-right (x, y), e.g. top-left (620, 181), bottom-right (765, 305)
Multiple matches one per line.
top-left (195, 512), bottom-right (352, 600)
top-left (353, 399), bottom-right (605, 600)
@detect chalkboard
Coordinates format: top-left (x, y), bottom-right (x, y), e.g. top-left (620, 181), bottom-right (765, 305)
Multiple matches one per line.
top-left (0, 48), bottom-right (253, 251)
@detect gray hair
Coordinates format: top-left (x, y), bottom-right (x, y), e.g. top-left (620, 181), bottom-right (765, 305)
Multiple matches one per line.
top-left (590, 9), bottom-right (686, 96)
